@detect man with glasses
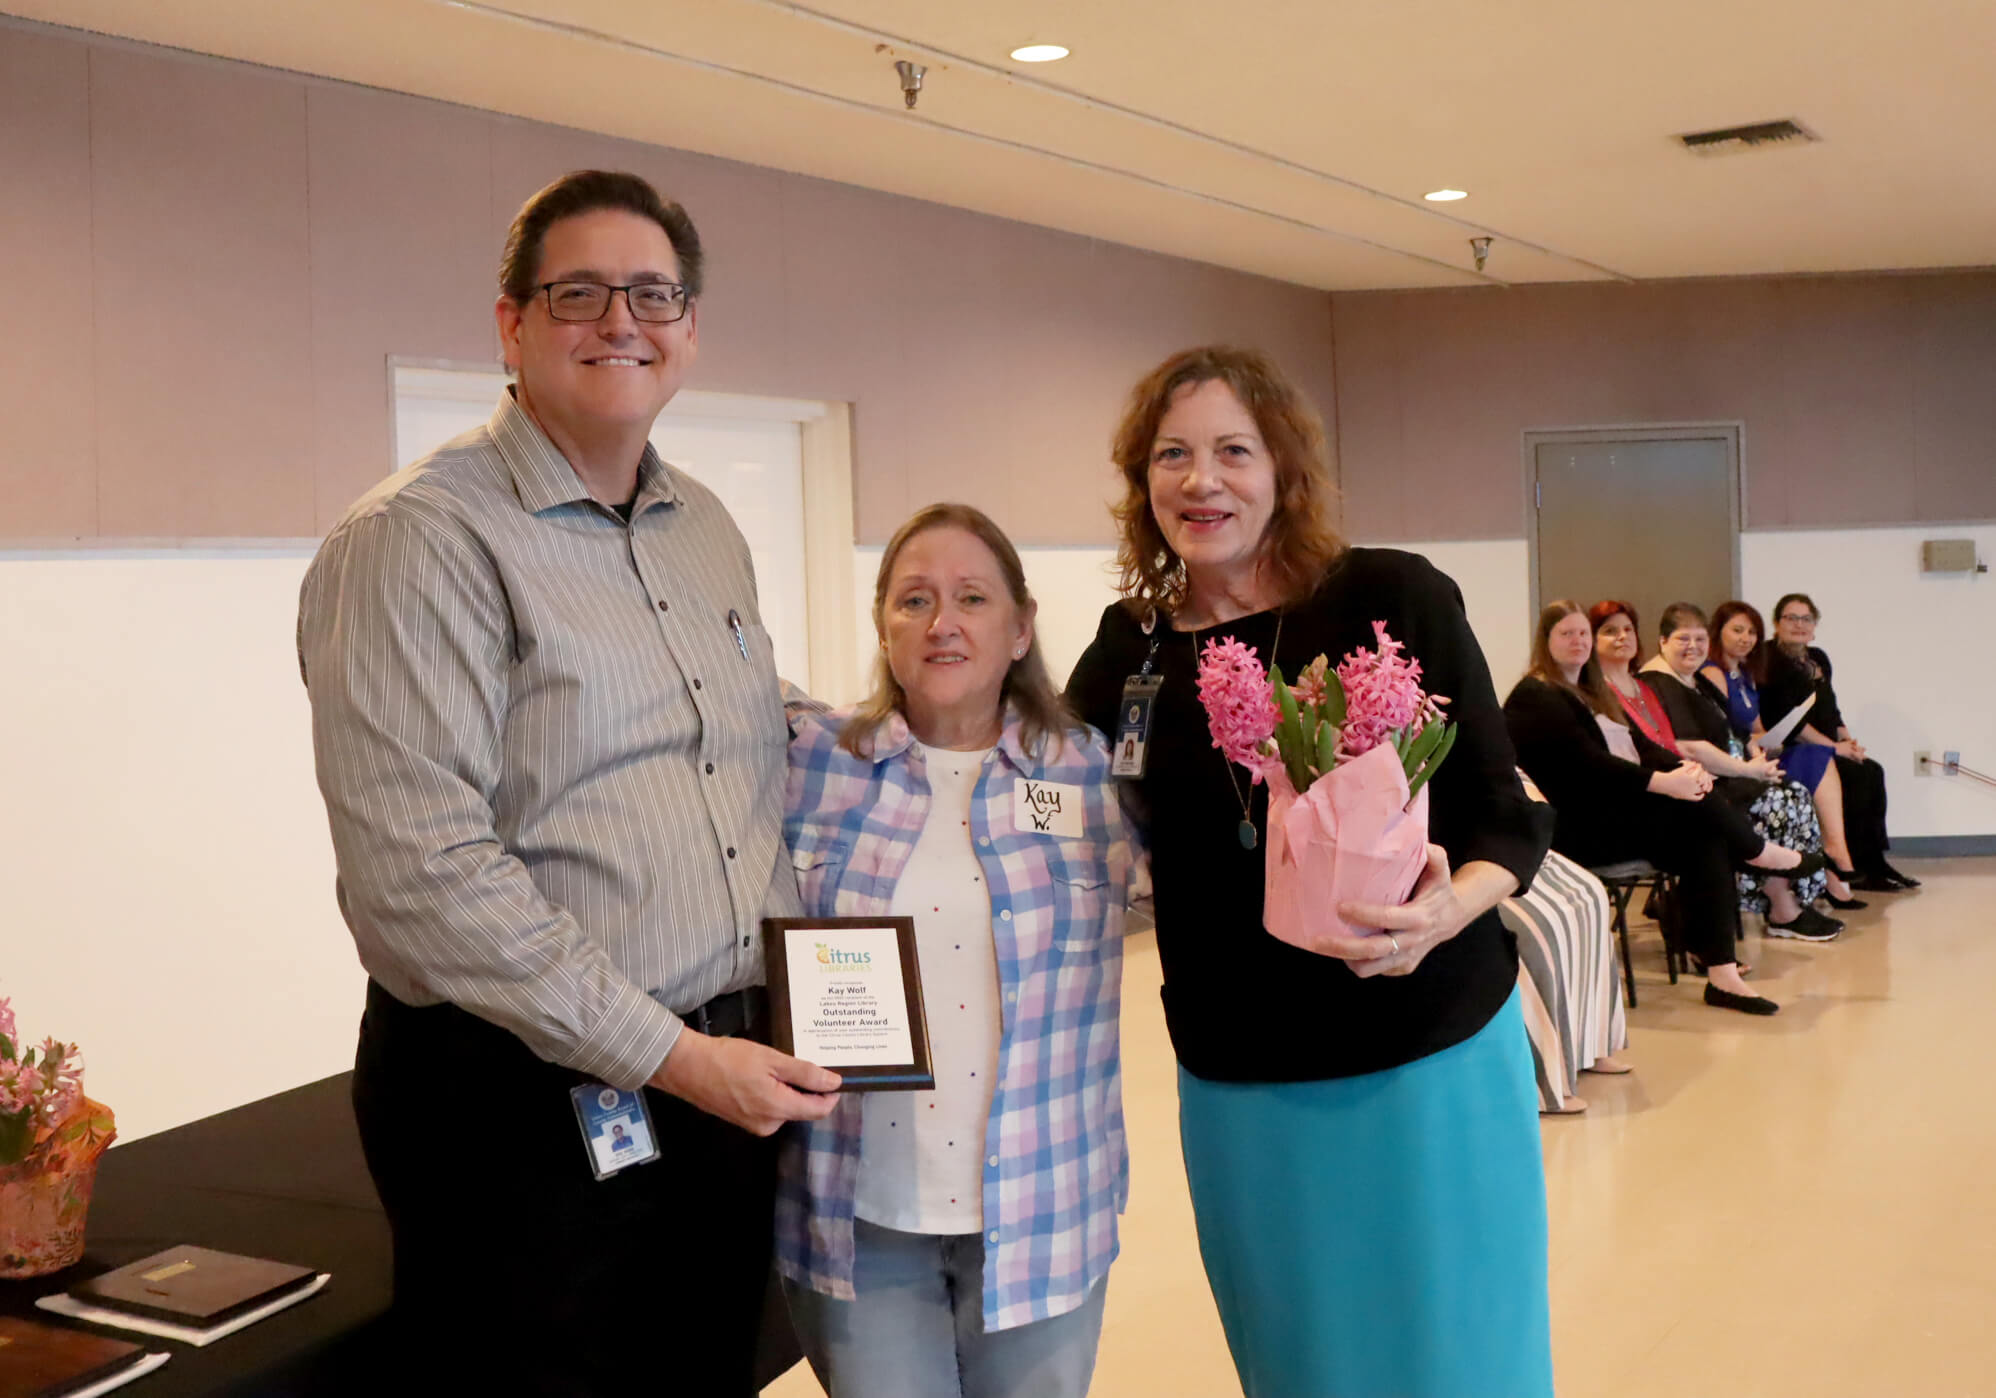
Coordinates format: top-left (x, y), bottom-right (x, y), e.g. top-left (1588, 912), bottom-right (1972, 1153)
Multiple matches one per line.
top-left (299, 171), bottom-right (839, 1395)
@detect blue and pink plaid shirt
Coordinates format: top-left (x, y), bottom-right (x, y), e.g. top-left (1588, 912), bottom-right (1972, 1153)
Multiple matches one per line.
top-left (775, 704), bottom-right (1132, 1331)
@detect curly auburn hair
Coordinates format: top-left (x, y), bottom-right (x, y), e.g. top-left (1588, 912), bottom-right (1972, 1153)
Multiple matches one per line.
top-left (1108, 346), bottom-right (1343, 616)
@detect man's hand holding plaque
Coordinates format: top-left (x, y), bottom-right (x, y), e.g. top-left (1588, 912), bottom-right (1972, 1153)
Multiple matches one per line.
top-left (762, 917), bottom-right (935, 1091)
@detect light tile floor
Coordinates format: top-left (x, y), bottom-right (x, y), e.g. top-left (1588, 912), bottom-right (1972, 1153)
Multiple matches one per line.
top-left (769, 856), bottom-right (1994, 1397)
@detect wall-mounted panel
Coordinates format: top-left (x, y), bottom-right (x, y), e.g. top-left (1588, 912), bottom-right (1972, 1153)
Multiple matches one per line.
top-left (90, 46), bottom-right (315, 537)
top-left (0, 30), bottom-right (95, 536)
top-left (1334, 272), bottom-right (1996, 541)
top-left (5, 18), bottom-right (1334, 548)
top-left (1911, 277), bottom-right (1996, 522)
top-left (307, 85), bottom-right (496, 528)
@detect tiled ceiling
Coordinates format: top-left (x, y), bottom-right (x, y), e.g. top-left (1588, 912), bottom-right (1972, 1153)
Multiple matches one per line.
top-left (7, 0), bottom-right (1993, 290)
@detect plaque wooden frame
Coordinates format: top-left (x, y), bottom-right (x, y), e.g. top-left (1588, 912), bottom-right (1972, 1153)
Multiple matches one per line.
top-left (762, 916), bottom-right (935, 1091)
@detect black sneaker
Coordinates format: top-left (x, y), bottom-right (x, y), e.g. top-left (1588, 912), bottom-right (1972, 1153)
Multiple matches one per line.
top-left (1766, 908), bottom-right (1842, 942)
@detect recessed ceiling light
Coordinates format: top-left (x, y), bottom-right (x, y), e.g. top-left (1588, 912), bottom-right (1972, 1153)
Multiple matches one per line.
top-left (1010, 44), bottom-right (1070, 62)
top-left (1424, 189), bottom-right (1469, 202)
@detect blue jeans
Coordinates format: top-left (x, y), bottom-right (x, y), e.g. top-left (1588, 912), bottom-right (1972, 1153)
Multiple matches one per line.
top-left (784, 1219), bottom-right (1108, 1398)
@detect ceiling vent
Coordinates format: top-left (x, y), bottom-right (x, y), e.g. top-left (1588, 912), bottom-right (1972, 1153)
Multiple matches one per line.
top-left (1676, 119), bottom-right (1820, 156)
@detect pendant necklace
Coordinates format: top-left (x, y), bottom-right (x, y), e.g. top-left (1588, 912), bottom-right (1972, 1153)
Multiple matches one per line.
top-left (1191, 607), bottom-right (1284, 851)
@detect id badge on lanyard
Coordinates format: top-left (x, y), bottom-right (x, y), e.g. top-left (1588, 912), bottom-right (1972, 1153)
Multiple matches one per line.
top-left (1111, 610), bottom-right (1165, 779)
top-left (570, 1082), bottom-right (661, 1180)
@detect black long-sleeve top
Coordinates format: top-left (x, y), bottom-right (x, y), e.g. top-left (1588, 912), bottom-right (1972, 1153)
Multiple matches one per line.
top-left (1066, 547), bottom-right (1551, 1084)
top-left (1647, 668), bottom-right (1735, 752)
top-left (1764, 645), bottom-right (1845, 738)
top-left (1502, 675), bottom-right (1674, 866)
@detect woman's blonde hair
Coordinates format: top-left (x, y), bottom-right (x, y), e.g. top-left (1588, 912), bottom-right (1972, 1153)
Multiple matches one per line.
top-left (1109, 345), bottom-right (1344, 616)
top-left (841, 503), bottom-right (1076, 760)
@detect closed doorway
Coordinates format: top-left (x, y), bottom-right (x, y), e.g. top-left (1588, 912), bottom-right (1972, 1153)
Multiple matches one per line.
top-left (1526, 425), bottom-right (1742, 650)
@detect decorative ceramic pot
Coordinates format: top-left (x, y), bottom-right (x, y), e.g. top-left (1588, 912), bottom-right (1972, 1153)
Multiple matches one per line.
top-left (0, 1097), bottom-right (116, 1278)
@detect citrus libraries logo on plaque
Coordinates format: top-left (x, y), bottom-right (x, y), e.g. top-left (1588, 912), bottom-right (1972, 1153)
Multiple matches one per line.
top-left (762, 917), bottom-right (934, 1091)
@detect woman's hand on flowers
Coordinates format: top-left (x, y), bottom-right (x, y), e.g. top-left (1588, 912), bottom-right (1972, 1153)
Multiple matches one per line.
top-left (1333, 844), bottom-right (1468, 978)
top-left (1744, 754), bottom-right (1781, 781)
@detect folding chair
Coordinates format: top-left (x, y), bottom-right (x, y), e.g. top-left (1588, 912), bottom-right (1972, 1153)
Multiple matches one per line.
top-left (1586, 860), bottom-right (1677, 1007)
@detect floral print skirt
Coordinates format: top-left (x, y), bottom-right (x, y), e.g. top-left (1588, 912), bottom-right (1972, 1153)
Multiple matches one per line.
top-left (1737, 778), bottom-right (1827, 913)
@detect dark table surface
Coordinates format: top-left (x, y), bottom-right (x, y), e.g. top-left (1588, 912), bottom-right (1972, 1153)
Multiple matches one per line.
top-left (0, 1073), bottom-right (803, 1396)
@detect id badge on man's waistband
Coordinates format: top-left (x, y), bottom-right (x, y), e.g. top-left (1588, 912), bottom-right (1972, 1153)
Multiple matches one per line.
top-left (1112, 674), bottom-right (1164, 778)
top-left (570, 1083), bottom-right (661, 1181)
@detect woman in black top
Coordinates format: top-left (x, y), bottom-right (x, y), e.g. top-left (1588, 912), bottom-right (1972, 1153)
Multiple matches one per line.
top-left (1066, 347), bottom-right (1553, 1397)
top-left (1640, 602), bottom-right (1839, 940)
top-left (1763, 593), bottom-right (1915, 890)
top-left (1503, 602), bottom-right (1806, 1012)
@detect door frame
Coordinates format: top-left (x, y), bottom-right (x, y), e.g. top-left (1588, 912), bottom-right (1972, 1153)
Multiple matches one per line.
top-left (1521, 421), bottom-right (1745, 621)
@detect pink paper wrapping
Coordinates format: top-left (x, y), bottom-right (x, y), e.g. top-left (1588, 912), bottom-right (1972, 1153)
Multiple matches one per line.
top-left (1263, 741), bottom-right (1431, 954)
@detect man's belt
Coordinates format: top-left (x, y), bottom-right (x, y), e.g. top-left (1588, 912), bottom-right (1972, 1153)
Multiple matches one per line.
top-left (684, 986), bottom-right (768, 1041)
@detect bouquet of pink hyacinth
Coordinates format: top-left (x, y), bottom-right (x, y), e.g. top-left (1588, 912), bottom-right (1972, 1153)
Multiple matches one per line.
top-left (0, 996), bottom-right (104, 1168)
top-left (1, 993), bottom-right (116, 1277)
top-left (1197, 621), bottom-right (1456, 954)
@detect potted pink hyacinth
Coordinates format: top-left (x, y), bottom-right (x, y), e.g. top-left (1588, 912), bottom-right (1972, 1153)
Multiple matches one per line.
top-left (1197, 621), bottom-right (1455, 955)
top-left (0, 994), bottom-right (116, 1277)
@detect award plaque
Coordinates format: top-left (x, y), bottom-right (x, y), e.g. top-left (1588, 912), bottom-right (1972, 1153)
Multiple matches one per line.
top-left (763, 916), bottom-right (934, 1091)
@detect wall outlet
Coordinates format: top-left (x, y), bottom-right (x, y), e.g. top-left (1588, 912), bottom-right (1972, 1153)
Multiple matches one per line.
top-left (1915, 750), bottom-right (1931, 776)
top-left (1944, 750), bottom-right (1961, 774)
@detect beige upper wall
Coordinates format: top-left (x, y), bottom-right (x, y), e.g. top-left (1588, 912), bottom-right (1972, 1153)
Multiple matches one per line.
top-left (0, 22), bottom-right (1335, 546)
top-left (1333, 273), bottom-right (1996, 541)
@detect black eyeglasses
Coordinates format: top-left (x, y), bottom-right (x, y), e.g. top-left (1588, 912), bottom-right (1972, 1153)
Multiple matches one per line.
top-left (1778, 612), bottom-right (1817, 624)
top-left (538, 280), bottom-right (690, 324)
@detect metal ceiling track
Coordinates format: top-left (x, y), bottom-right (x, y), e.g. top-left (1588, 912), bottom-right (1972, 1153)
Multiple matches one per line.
top-left (435, 0), bottom-right (1536, 285)
top-left (738, 0), bottom-right (1634, 283)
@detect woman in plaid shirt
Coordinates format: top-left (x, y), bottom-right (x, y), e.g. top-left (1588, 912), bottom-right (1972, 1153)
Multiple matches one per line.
top-left (777, 504), bottom-right (1133, 1398)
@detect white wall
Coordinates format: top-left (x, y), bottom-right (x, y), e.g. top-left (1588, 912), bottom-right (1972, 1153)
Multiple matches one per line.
top-left (0, 551), bottom-right (361, 1143)
top-left (1741, 525), bottom-right (1996, 839)
top-left (1395, 539), bottom-right (1534, 701)
top-left (1381, 530), bottom-right (1996, 840)
top-left (850, 539), bottom-right (1528, 713)
top-left (12, 525), bottom-right (1979, 1143)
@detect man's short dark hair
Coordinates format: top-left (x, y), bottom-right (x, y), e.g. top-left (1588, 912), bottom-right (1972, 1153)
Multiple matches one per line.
top-left (499, 170), bottom-right (704, 303)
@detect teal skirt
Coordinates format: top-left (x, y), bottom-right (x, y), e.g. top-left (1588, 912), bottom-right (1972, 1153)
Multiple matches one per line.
top-left (1178, 989), bottom-right (1552, 1398)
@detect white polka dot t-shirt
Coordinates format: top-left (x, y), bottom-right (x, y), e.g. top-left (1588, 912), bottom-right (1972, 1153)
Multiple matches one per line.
top-left (852, 742), bottom-right (1002, 1235)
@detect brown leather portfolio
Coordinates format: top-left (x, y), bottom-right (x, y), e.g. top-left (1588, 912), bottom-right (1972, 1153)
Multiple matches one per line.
top-left (69, 1245), bottom-right (317, 1328)
top-left (0, 1315), bottom-right (146, 1398)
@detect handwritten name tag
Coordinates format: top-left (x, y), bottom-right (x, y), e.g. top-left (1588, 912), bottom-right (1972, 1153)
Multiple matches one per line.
top-left (1014, 779), bottom-right (1083, 838)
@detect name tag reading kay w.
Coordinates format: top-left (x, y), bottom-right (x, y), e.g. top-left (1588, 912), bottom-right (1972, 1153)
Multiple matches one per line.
top-left (1014, 779), bottom-right (1083, 838)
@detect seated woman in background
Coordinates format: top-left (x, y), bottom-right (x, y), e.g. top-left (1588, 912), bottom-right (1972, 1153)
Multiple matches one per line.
top-left (1591, 600), bottom-right (1828, 943)
top-left (1640, 603), bottom-right (1840, 941)
top-left (1504, 602), bottom-right (1820, 1016)
top-left (1502, 773), bottom-right (1630, 1115)
top-left (1763, 593), bottom-right (1916, 892)
top-left (1700, 601), bottom-right (1865, 911)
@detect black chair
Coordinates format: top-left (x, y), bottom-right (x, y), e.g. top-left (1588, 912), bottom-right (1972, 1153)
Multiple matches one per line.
top-left (1587, 860), bottom-right (1678, 1007)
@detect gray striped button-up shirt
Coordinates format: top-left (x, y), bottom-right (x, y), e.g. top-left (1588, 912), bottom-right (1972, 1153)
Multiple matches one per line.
top-left (298, 389), bottom-right (800, 1089)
